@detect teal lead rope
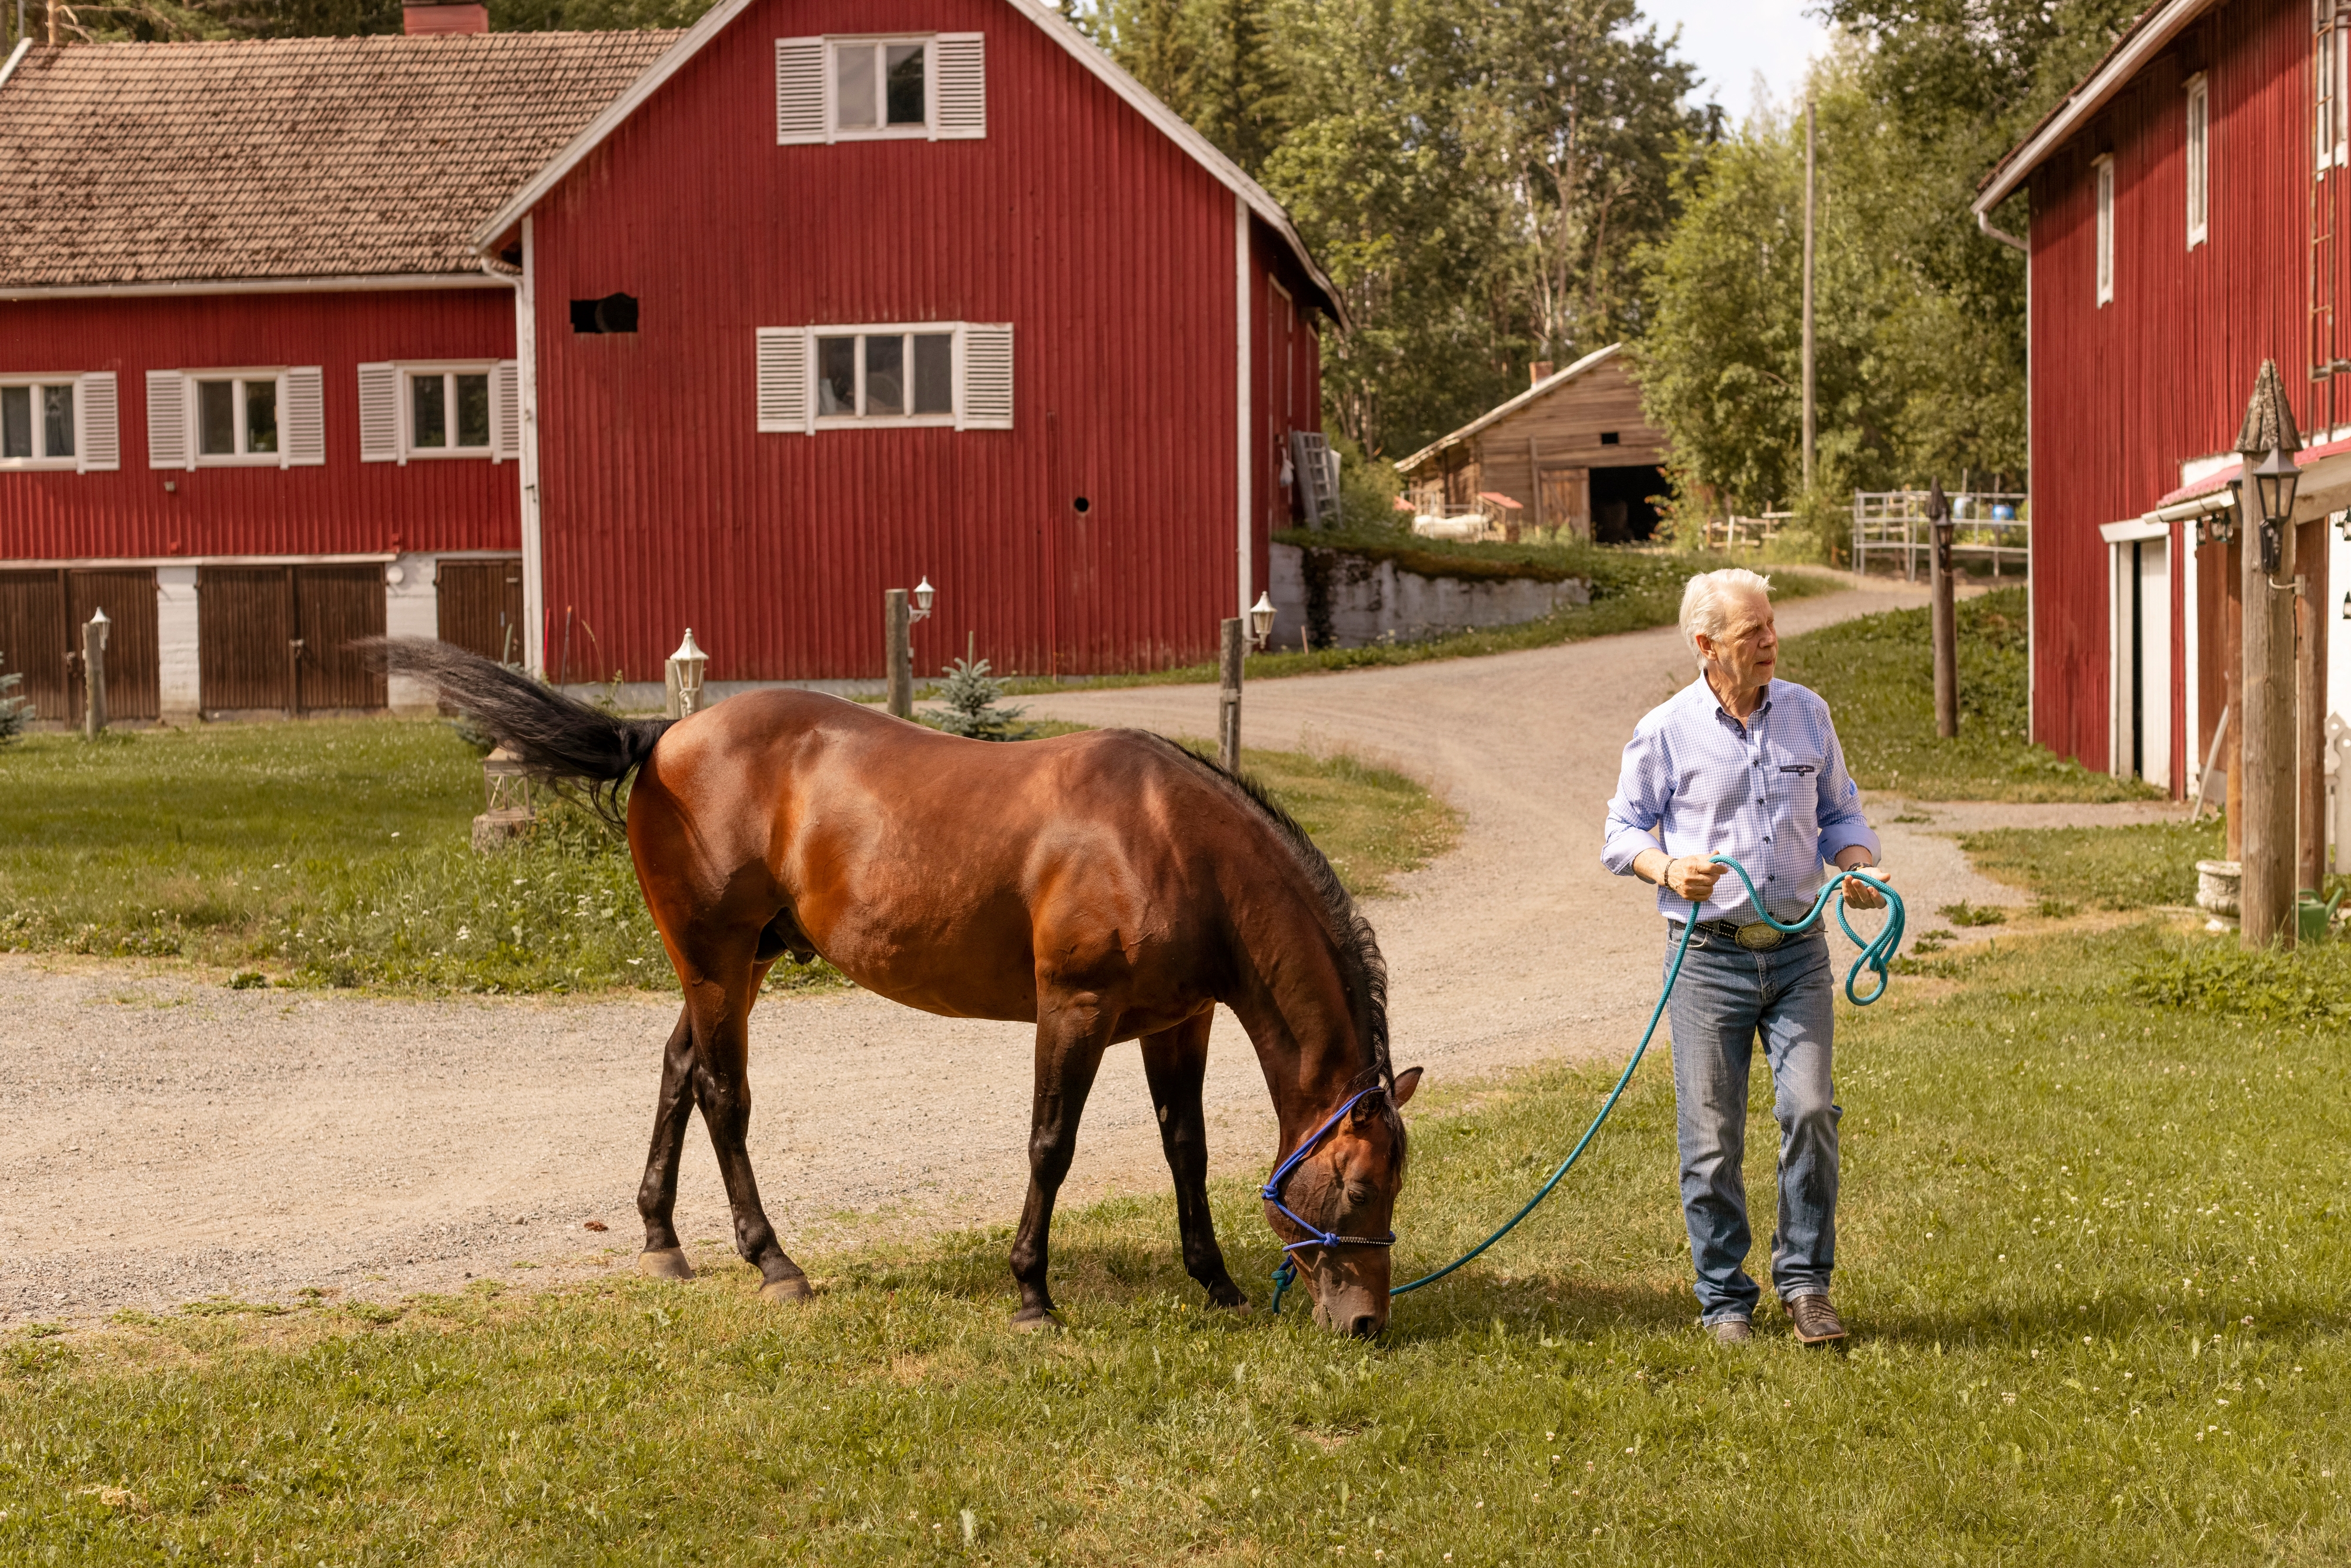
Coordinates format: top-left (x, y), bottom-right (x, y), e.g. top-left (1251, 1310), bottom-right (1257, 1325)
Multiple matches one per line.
top-left (1268, 855), bottom-right (1905, 1315)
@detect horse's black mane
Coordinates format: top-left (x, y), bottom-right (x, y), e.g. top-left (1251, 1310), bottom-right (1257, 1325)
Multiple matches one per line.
top-left (1143, 733), bottom-right (1395, 1096)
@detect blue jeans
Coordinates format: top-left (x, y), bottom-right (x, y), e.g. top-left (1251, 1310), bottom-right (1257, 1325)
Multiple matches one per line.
top-left (1663, 923), bottom-right (1840, 1324)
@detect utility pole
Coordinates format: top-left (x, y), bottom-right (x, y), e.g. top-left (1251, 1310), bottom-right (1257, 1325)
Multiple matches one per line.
top-left (1927, 480), bottom-right (1957, 738)
top-left (81, 608), bottom-right (108, 740)
top-left (2236, 361), bottom-right (2300, 949)
top-left (1801, 91), bottom-right (1817, 497)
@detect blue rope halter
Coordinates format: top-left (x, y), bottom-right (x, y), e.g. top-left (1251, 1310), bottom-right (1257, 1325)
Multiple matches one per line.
top-left (1260, 1086), bottom-right (1398, 1309)
top-left (1265, 855), bottom-right (1903, 1316)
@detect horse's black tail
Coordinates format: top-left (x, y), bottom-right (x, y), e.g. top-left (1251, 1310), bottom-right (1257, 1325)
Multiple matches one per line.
top-left (364, 638), bottom-right (671, 823)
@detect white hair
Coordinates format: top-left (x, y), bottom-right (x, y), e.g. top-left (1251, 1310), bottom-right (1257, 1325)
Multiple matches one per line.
top-left (1679, 568), bottom-right (1774, 668)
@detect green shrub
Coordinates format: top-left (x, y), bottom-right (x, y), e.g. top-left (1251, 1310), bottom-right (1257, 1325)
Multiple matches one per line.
top-left (2128, 935), bottom-right (2351, 1021)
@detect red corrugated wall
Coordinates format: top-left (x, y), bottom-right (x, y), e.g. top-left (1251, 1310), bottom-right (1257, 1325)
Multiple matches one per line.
top-left (0, 290), bottom-right (520, 560)
top-left (2028, 0), bottom-right (2313, 781)
top-left (527, 0), bottom-right (1325, 682)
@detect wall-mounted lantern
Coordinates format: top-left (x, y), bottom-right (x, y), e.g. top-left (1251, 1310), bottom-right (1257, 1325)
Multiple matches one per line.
top-left (911, 577), bottom-right (936, 624)
top-left (1247, 591), bottom-right (1277, 651)
top-left (2248, 443), bottom-right (2302, 574)
top-left (473, 745), bottom-right (538, 853)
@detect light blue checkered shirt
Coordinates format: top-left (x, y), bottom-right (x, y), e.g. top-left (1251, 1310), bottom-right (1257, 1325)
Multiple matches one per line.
top-left (1602, 677), bottom-right (1880, 924)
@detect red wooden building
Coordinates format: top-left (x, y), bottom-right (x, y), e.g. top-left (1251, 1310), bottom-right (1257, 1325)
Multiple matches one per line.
top-left (0, 0), bottom-right (1340, 718)
top-left (1975, 0), bottom-right (2351, 794)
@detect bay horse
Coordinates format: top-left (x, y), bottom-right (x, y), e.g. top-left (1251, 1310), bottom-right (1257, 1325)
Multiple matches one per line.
top-left (381, 642), bottom-right (1422, 1335)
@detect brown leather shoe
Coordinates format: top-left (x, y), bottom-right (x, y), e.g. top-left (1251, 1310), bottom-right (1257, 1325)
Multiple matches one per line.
top-left (1706, 1316), bottom-right (1753, 1345)
top-left (1787, 1294), bottom-right (1847, 1345)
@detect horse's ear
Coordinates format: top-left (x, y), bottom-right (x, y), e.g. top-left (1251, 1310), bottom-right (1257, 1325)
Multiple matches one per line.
top-left (1391, 1066), bottom-right (1424, 1106)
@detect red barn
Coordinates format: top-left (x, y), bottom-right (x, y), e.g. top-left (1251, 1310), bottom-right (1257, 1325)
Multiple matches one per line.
top-left (0, 1), bottom-right (1340, 719)
top-left (1975, 0), bottom-right (2351, 795)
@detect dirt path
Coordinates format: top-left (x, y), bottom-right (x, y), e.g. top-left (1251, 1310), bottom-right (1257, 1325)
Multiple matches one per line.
top-left (0, 581), bottom-right (2181, 1324)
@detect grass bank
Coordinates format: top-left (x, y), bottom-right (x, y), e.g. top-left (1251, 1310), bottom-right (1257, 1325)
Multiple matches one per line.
top-left (0, 721), bottom-right (1455, 993)
top-left (1960, 819), bottom-right (2225, 912)
top-left (984, 537), bottom-right (1836, 696)
top-left (1777, 587), bottom-right (2152, 803)
top-left (7, 924), bottom-right (2347, 1562)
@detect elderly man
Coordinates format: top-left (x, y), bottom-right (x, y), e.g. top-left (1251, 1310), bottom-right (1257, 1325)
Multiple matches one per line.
top-left (1602, 568), bottom-right (1882, 1346)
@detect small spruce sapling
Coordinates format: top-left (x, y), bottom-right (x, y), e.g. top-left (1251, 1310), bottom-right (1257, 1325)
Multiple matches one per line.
top-left (0, 653), bottom-right (33, 746)
top-left (933, 656), bottom-right (1030, 741)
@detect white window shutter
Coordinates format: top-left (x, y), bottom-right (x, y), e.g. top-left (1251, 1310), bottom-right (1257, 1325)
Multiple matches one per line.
top-left (282, 366), bottom-right (325, 467)
top-left (145, 370), bottom-right (190, 470)
top-left (756, 328), bottom-right (810, 433)
top-left (76, 372), bottom-right (119, 473)
top-left (934, 33), bottom-right (985, 140)
top-left (494, 360), bottom-right (521, 462)
top-left (960, 323), bottom-right (1013, 429)
top-left (776, 37), bottom-right (826, 145)
top-left (357, 361), bottom-right (400, 463)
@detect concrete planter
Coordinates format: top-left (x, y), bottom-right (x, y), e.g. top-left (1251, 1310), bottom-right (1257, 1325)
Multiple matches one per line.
top-left (1269, 541), bottom-right (1591, 651)
top-left (2195, 858), bottom-right (2241, 917)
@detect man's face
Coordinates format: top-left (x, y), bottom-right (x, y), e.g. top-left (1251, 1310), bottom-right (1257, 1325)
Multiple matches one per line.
top-left (1697, 591), bottom-right (1777, 693)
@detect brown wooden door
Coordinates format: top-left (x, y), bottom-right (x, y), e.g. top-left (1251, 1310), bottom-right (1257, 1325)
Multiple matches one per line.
top-left (0, 569), bottom-right (71, 723)
top-left (199, 567), bottom-right (295, 715)
top-left (1539, 466), bottom-right (1590, 540)
top-left (67, 569), bottom-right (159, 722)
top-left (435, 559), bottom-right (525, 665)
top-left (293, 565), bottom-right (386, 712)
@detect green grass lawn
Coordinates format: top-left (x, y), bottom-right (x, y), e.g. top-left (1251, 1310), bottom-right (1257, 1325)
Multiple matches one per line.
top-left (1960, 819), bottom-right (2226, 912)
top-left (6, 923), bottom-right (2347, 1562)
top-left (1777, 588), bottom-right (2154, 803)
top-left (0, 721), bottom-right (1456, 993)
top-left (982, 537), bottom-right (1837, 696)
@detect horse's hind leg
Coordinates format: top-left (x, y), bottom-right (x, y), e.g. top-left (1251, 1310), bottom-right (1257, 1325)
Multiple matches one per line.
top-left (1140, 1013), bottom-right (1247, 1310)
top-left (1009, 996), bottom-right (1115, 1329)
top-left (635, 1004), bottom-right (698, 1280)
top-left (683, 954), bottom-right (812, 1303)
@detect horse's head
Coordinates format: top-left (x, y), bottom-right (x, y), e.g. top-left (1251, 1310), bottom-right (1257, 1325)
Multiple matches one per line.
top-left (1266, 1066), bottom-right (1423, 1337)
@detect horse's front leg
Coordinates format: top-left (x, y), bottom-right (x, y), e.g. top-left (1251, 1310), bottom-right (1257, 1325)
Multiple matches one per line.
top-left (635, 1003), bottom-right (699, 1279)
top-left (1008, 993), bottom-right (1113, 1329)
top-left (683, 947), bottom-right (812, 1303)
top-left (1141, 1011), bottom-right (1248, 1310)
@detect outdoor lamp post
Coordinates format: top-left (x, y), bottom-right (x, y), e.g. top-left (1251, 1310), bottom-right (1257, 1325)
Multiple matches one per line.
top-left (667, 629), bottom-right (709, 718)
top-left (1248, 591), bottom-right (1277, 651)
top-left (82, 605), bottom-right (109, 740)
top-left (2233, 358), bottom-right (2303, 949)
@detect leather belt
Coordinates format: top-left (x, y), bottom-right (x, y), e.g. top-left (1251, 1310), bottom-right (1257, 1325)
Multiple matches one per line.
top-left (1673, 916), bottom-right (1820, 951)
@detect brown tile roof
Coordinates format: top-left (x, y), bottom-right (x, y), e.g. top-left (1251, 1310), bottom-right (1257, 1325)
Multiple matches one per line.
top-left (0, 30), bottom-right (679, 289)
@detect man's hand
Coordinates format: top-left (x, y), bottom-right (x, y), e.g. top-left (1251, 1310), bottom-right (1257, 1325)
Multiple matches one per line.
top-left (1636, 848), bottom-right (1725, 903)
top-left (1835, 851), bottom-right (1887, 910)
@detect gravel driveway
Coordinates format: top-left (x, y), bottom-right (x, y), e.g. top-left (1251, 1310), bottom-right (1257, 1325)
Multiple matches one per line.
top-left (0, 580), bottom-right (2181, 1324)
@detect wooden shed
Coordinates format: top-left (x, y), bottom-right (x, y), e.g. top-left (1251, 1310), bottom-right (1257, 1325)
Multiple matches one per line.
top-left (1393, 343), bottom-right (1669, 542)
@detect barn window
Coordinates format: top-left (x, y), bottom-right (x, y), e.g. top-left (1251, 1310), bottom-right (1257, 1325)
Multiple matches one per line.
top-left (2095, 155), bottom-right (2115, 306)
top-left (0, 374), bottom-right (112, 472)
top-left (355, 361), bottom-right (520, 465)
top-left (776, 33), bottom-right (985, 144)
top-left (150, 370), bottom-right (323, 469)
top-left (756, 321), bottom-right (1012, 433)
top-left (2185, 75), bottom-right (2209, 248)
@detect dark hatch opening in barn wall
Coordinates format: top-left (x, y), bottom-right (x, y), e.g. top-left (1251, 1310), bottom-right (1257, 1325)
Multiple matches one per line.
top-left (1591, 464), bottom-right (1669, 544)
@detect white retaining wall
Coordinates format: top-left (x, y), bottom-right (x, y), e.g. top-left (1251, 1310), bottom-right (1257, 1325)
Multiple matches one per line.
top-left (1268, 541), bottom-right (1590, 651)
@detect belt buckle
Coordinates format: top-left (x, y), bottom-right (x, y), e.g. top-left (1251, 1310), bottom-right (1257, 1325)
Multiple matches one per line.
top-left (1734, 921), bottom-right (1783, 951)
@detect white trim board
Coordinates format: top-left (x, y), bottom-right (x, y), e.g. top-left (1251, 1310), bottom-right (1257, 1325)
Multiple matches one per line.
top-left (0, 552), bottom-right (397, 568)
top-left (0, 274), bottom-right (505, 300)
top-left (468, 0), bottom-right (1344, 326)
top-left (2101, 517), bottom-right (2173, 542)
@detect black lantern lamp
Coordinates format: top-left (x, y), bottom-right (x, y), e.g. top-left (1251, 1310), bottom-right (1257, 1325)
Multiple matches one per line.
top-left (2250, 443), bottom-right (2302, 573)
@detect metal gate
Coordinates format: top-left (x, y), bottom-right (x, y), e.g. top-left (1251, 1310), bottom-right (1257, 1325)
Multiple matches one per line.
top-left (0, 567), bottom-right (160, 723)
top-left (197, 564), bottom-right (386, 716)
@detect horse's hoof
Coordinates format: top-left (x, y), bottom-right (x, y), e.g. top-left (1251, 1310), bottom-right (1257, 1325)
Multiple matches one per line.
top-left (637, 1247), bottom-right (694, 1281)
top-left (1010, 1307), bottom-right (1061, 1334)
top-left (758, 1274), bottom-right (813, 1304)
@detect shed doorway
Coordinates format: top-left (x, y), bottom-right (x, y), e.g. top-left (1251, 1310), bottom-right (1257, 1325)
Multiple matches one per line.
top-left (2111, 532), bottom-right (2172, 790)
top-left (0, 567), bottom-right (162, 723)
top-left (1590, 464), bottom-right (1668, 543)
top-left (197, 565), bottom-right (387, 718)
